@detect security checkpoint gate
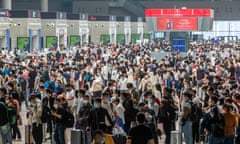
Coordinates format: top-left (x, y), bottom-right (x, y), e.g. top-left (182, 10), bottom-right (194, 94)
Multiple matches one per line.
top-left (28, 10), bottom-right (42, 53)
top-left (109, 16), bottom-right (117, 45)
top-left (56, 12), bottom-right (67, 49)
top-left (79, 13), bottom-right (89, 45)
top-left (0, 10), bottom-right (11, 51)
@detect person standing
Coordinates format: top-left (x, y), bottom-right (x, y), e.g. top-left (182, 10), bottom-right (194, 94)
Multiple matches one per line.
top-left (0, 96), bottom-right (12, 144)
top-left (51, 98), bottom-right (66, 144)
top-left (29, 94), bottom-right (43, 144)
top-left (223, 104), bottom-right (238, 144)
top-left (182, 91), bottom-right (193, 144)
top-left (88, 98), bottom-right (113, 134)
top-left (42, 89), bottom-right (55, 140)
top-left (127, 113), bottom-right (154, 144)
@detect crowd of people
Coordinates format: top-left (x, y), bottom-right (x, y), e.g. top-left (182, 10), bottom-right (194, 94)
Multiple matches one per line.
top-left (0, 39), bottom-right (240, 144)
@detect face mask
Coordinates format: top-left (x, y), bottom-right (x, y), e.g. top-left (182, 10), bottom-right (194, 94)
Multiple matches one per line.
top-left (106, 97), bottom-right (110, 102)
top-left (5, 100), bottom-right (9, 103)
top-left (31, 103), bottom-right (36, 107)
top-left (101, 138), bottom-right (105, 144)
top-left (54, 104), bottom-right (58, 109)
top-left (83, 100), bottom-right (89, 104)
top-left (93, 103), bottom-right (99, 108)
top-left (147, 98), bottom-right (152, 104)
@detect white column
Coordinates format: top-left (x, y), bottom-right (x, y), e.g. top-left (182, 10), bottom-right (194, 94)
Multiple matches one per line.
top-left (41, 0), bottom-right (48, 12)
top-left (2, 0), bottom-right (12, 10)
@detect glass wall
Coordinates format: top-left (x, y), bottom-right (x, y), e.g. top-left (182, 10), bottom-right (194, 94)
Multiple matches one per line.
top-left (192, 21), bottom-right (240, 39)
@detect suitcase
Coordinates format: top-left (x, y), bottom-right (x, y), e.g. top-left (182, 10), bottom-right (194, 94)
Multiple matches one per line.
top-left (71, 129), bottom-right (85, 144)
top-left (25, 125), bottom-right (34, 144)
top-left (170, 130), bottom-right (182, 144)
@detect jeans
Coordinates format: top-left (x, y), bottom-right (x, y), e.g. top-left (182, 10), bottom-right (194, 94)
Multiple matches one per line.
top-left (32, 123), bottom-right (43, 144)
top-left (183, 120), bottom-right (193, 144)
top-left (0, 123), bottom-right (12, 144)
top-left (208, 134), bottom-right (224, 144)
top-left (54, 125), bottom-right (66, 144)
top-left (224, 135), bottom-right (234, 144)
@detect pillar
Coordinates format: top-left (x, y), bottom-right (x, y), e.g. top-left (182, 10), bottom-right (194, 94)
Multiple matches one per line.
top-left (41, 0), bottom-right (48, 12)
top-left (2, 0), bottom-right (12, 10)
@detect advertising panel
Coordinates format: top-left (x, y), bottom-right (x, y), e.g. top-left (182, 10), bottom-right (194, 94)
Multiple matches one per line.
top-left (70, 35), bottom-right (80, 46)
top-left (46, 36), bottom-right (57, 48)
top-left (157, 17), bottom-right (198, 31)
top-left (100, 34), bottom-right (110, 44)
top-left (17, 37), bottom-right (29, 51)
top-left (117, 34), bottom-right (125, 44)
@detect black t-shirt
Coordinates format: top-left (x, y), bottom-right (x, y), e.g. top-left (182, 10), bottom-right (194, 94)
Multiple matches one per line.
top-left (55, 107), bottom-right (66, 125)
top-left (128, 124), bottom-right (154, 144)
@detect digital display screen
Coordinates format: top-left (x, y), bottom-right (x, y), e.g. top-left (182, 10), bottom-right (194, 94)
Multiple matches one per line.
top-left (145, 8), bottom-right (212, 17)
top-left (46, 36), bottom-right (57, 48)
top-left (157, 17), bottom-right (198, 31)
top-left (131, 34), bottom-right (139, 43)
top-left (117, 34), bottom-right (125, 44)
top-left (100, 34), bottom-right (110, 44)
top-left (70, 35), bottom-right (80, 46)
top-left (17, 37), bottom-right (29, 51)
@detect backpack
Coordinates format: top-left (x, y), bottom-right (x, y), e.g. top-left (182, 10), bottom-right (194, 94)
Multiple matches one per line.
top-left (212, 114), bottom-right (225, 137)
top-left (64, 110), bottom-right (74, 128)
top-left (167, 103), bottom-right (178, 121)
top-left (18, 77), bottom-right (27, 91)
top-left (189, 102), bottom-right (202, 123)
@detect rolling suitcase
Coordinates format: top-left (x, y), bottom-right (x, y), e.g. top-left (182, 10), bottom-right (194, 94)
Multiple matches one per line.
top-left (25, 125), bottom-right (34, 144)
top-left (71, 129), bottom-right (85, 144)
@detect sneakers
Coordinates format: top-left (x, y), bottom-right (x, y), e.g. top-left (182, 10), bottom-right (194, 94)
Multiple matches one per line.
top-left (45, 133), bottom-right (51, 139)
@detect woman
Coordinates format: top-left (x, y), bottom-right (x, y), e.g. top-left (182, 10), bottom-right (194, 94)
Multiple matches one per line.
top-left (205, 106), bottom-right (225, 144)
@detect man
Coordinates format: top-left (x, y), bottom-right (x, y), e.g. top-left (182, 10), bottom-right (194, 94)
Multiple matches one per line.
top-left (182, 91), bottom-right (193, 144)
top-left (29, 94), bottom-right (43, 144)
top-left (0, 95), bottom-right (12, 144)
top-left (42, 89), bottom-right (55, 140)
top-left (76, 95), bottom-right (92, 130)
top-left (127, 83), bottom-right (139, 107)
top-left (65, 84), bottom-right (75, 110)
top-left (111, 97), bottom-right (125, 126)
top-left (127, 113), bottom-right (154, 144)
top-left (51, 98), bottom-right (66, 144)
top-left (88, 98), bottom-right (113, 134)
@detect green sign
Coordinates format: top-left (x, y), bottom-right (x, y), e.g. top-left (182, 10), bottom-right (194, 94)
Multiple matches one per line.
top-left (131, 34), bottom-right (139, 43)
top-left (46, 36), bottom-right (57, 48)
top-left (17, 37), bottom-right (29, 51)
top-left (100, 34), bottom-right (110, 44)
top-left (70, 35), bottom-right (80, 46)
top-left (143, 34), bottom-right (150, 39)
top-left (117, 34), bottom-right (125, 44)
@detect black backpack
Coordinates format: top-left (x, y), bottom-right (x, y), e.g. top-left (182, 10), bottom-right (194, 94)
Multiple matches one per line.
top-left (18, 77), bottom-right (27, 91)
top-left (189, 102), bottom-right (202, 122)
top-left (212, 114), bottom-right (225, 137)
top-left (64, 110), bottom-right (74, 128)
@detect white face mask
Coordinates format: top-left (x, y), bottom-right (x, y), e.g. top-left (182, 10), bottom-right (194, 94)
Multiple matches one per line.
top-left (54, 104), bottom-right (58, 109)
top-left (83, 100), bottom-right (89, 104)
top-left (5, 100), bottom-right (9, 103)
